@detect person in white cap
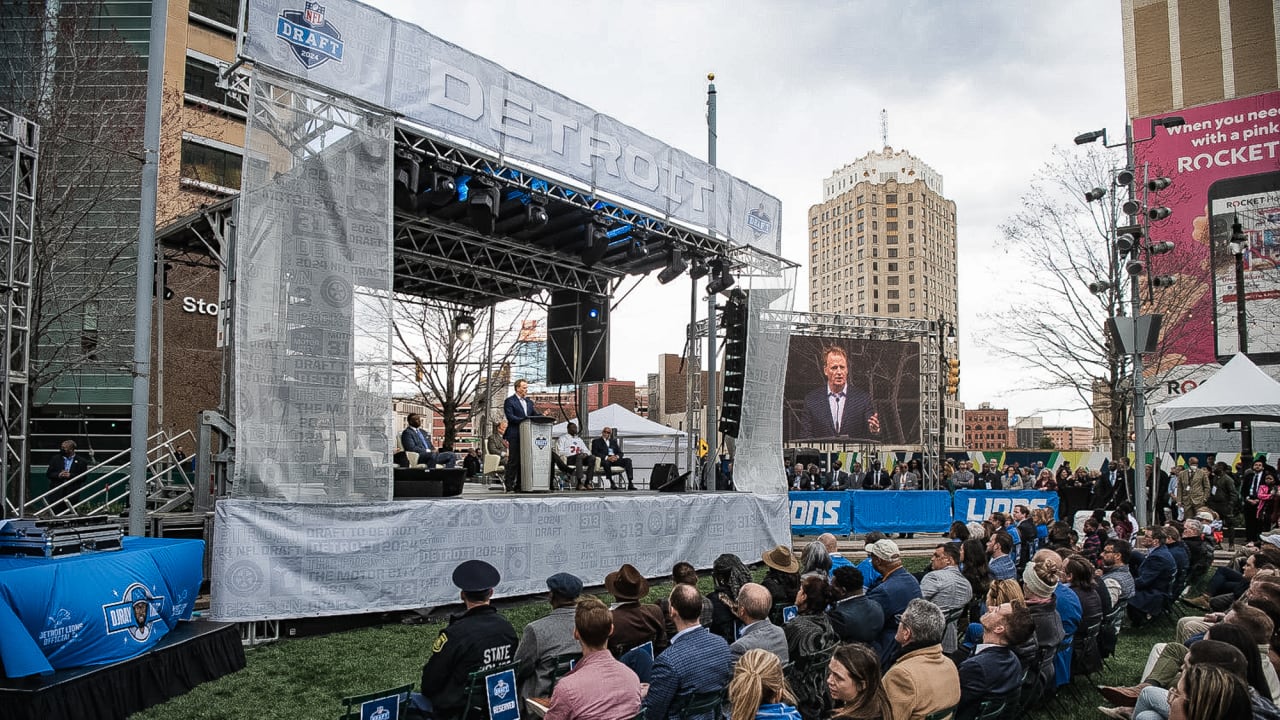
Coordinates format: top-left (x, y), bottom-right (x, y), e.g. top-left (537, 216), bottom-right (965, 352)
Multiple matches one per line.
top-left (863, 538), bottom-right (921, 665)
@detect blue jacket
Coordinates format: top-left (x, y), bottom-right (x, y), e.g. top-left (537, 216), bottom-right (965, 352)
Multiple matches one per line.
top-left (866, 567), bottom-right (921, 663)
top-left (1131, 544), bottom-right (1176, 616)
top-left (1167, 541), bottom-right (1190, 586)
top-left (641, 626), bottom-right (733, 720)
top-left (957, 645), bottom-right (1023, 718)
top-left (756, 704), bottom-right (802, 720)
top-left (1052, 583), bottom-right (1082, 687)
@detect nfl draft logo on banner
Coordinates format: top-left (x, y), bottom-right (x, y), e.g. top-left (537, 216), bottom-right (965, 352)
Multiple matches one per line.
top-left (102, 582), bottom-right (164, 642)
top-left (746, 207), bottom-right (773, 236)
top-left (277, 2), bottom-right (344, 69)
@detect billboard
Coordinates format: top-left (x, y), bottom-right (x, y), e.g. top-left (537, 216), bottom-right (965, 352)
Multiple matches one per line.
top-left (1209, 171), bottom-right (1280, 362)
top-left (783, 336), bottom-right (920, 445)
top-left (1135, 90), bottom-right (1280, 369)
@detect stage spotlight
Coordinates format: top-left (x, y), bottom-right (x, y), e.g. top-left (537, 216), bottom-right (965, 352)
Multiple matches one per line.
top-left (657, 247), bottom-right (688, 284)
top-left (688, 257), bottom-right (710, 280)
top-left (1115, 169), bottom-right (1135, 187)
top-left (706, 259), bottom-right (735, 295)
top-left (1152, 275), bottom-right (1177, 288)
top-left (1084, 187), bottom-right (1107, 203)
top-left (1121, 199), bottom-right (1143, 216)
top-left (1146, 177), bottom-right (1172, 191)
top-left (1148, 241), bottom-right (1175, 255)
top-left (468, 176), bottom-right (501, 234)
top-left (1116, 232), bottom-right (1140, 254)
top-left (580, 221), bottom-right (608, 267)
top-left (454, 313), bottom-right (475, 343)
top-left (1126, 259), bottom-right (1146, 276)
top-left (419, 168), bottom-right (458, 208)
top-left (1088, 280), bottom-right (1113, 294)
top-left (524, 201), bottom-right (549, 231)
top-left (1147, 206), bottom-right (1172, 221)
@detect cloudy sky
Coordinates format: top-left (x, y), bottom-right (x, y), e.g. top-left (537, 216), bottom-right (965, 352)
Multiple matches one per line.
top-left (366, 0), bottom-right (1127, 425)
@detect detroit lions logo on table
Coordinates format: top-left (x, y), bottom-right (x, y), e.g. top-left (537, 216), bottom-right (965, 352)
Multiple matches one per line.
top-left (276, 2), bottom-right (345, 69)
top-left (102, 582), bottom-right (165, 642)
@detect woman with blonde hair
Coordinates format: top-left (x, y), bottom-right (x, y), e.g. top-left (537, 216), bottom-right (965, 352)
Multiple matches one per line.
top-left (986, 578), bottom-right (1025, 607)
top-left (728, 648), bottom-right (800, 720)
top-left (826, 643), bottom-right (889, 719)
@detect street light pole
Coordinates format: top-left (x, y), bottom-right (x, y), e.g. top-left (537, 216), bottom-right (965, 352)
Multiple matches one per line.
top-left (1230, 218), bottom-right (1253, 462)
top-left (1123, 122), bottom-right (1149, 530)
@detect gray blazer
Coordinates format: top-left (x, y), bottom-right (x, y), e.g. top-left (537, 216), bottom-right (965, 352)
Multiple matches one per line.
top-left (730, 620), bottom-right (789, 664)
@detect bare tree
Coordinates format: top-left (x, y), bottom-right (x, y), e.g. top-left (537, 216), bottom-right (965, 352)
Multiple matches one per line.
top-left (392, 299), bottom-right (534, 449)
top-left (987, 145), bottom-right (1201, 454)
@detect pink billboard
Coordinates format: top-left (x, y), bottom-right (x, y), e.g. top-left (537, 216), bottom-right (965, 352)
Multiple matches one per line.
top-left (1135, 90), bottom-right (1280, 367)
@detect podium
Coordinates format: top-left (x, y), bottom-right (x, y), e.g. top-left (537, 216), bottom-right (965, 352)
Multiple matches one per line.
top-left (520, 416), bottom-right (555, 492)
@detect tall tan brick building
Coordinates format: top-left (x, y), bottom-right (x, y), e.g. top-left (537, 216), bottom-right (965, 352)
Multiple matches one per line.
top-left (807, 147), bottom-right (962, 448)
top-left (1121, 0), bottom-right (1278, 118)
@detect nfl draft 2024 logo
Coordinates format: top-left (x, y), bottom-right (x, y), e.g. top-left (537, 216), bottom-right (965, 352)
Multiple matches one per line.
top-left (102, 582), bottom-right (165, 642)
top-left (276, 2), bottom-right (345, 70)
top-left (746, 206), bottom-right (772, 237)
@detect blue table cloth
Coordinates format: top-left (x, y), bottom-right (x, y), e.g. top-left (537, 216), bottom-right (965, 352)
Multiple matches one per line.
top-left (0, 536), bottom-right (204, 678)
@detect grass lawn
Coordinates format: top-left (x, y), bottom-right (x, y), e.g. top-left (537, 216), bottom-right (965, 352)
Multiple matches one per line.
top-left (133, 558), bottom-right (1168, 720)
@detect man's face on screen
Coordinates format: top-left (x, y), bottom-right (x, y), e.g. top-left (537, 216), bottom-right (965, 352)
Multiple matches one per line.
top-left (823, 351), bottom-right (847, 393)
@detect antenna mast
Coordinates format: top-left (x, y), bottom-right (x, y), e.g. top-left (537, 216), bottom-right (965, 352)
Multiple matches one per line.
top-left (880, 108), bottom-right (888, 148)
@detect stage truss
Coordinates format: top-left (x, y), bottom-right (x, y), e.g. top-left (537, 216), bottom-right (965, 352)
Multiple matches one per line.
top-left (0, 107), bottom-right (37, 516)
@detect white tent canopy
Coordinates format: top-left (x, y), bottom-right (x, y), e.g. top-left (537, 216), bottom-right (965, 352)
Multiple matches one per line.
top-left (1154, 353), bottom-right (1280, 430)
top-left (552, 404), bottom-right (685, 486)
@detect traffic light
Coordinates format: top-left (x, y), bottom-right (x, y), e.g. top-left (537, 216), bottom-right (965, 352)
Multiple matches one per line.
top-left (718, 289), bottom-right (748, 438)
top-left (945, 357), bottom-right (960, 396)
top-left (153, 261), bottom-right (173, 300)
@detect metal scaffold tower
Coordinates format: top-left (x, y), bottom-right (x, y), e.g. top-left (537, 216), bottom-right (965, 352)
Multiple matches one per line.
top-left (0, 107), bottom-right (38, 517)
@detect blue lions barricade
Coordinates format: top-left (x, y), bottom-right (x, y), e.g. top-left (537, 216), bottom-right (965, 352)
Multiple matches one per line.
top-left (952, 490), bottom-right (1060, 524)
top-left (849, 491), bottom-right (953, 535)
top-left (789, 491), bottom-right (852, 535)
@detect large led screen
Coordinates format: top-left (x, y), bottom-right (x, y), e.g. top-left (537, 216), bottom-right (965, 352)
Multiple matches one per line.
top-left (783, 335), bottom-right (921, 445)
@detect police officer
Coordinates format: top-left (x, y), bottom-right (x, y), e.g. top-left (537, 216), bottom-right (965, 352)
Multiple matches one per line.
top-left (414, 559), bottom-right (518, 719)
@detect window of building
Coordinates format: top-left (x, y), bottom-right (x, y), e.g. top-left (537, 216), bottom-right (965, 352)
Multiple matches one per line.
top-left (909, 289), bottom-right (916, 298)
top-left (886, 193), bottom-right (897, 204)
top-left (888, 303), bottom-right (900, 313)
top-left (886, 222), bottom-right (898, 231)
top-left (856, 195), bottom-right (864, 204)
top-left (857, 222), bottom-right (864, 233)
top-left (887, 262), bottom-right (898, 272)
top-left (887, 235), bottom-right (898, 244)
top-left (873, 304), bottom-right (879, 312)
top-left (857, 249), bottom-right (864, 259)
top-left (908, 261), bottom-right (915, 271)
top-left (887, 276), bottom-right (899, 286)
top-left (872, 207), bottom-right (878, 217)
top-left (873, 289), bottom-right (879, 299)
top-left (872, 247), bottom-right (879, 257)
top-left (190, 0), bottom-right (239, 29)
top-left (181, 137), bottom-right (242, 193)
top-left (887, 248), bottom-right (898, 258)
top-left (184, 55), bottom-right (238, 111)
top-left (857, 277), bottom-right (865, 287)
top-left (908, 219), bottom-right (914, 228)
top-left (908, 193), bottom-right (914, 202)
top-left (887, 290), bottom-right (899, 299)
top-left (858, 290), bottom-right (865, 300)
top-left (908, 206), bottom-right (914, 216)
top-left (872, 221), bottom-right (878, 230)
top-left (886, 208), bottom-right (898, 217)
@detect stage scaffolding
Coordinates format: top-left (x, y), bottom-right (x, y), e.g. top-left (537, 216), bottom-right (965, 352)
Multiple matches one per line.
top-left (0, 107), bottom-right (37, 516)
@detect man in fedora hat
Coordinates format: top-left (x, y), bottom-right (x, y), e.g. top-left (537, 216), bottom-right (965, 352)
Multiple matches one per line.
top-left (515, 572), bottom-right (584, 698)
top-left (414, 559), bottom-right (518, 719)
top-left (760, 545), bottom-right (800, 625)
top-left (606, 563), bottom-right (667, 656)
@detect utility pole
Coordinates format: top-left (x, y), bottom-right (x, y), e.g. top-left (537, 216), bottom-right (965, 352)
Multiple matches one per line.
top-left (704, 73), bottom-right (718, 491)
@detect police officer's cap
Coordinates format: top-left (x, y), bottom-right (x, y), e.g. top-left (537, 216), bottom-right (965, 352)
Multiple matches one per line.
top-left (452, 559), bottom-right (501, 592)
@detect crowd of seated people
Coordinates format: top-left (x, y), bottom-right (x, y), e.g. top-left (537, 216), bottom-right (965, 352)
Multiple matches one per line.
top-left (410, 511), bottom-right (1280, 720)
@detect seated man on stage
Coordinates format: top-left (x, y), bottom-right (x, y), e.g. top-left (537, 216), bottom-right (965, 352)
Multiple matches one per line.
top-left (555, 423), bottom-right (593, 490)
top-left (400, 413), bottom-right (456, 469)
top-left (591, 427), bottom-right (635, 491)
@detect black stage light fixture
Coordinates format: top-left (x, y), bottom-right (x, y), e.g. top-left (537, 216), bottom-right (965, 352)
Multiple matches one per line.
top-left (1146, 177), bottom-right (1172, 191)
top-left (1088, 279), bottom-right (1113, 295)
top-left (1147, 206), bottom-right (1172, 221)
top-left (688, 256), bottom-right (710, 280)
top-left (1115, 169), bottom-right (1135, 187)
top-left (580, 221), bottom-right (608, 268)
top-left (419, 166), bottom-right (458, 209)
top-left (467, 176), bottom-right (501, 234)
top-left (706, 259), bottom-right (735, 295)
top-left (524, 201), bottom-right (549, 231)
top-left (1084, 187), bottom-right (1107, 203)
top-left (1152, 275), bottom-right (1177, 289)
top-left (657, 247), bottom-right (689, 284)
top-left (393, 157), bottom-right (420, 211)
top-left (1147, 241), bottom-right (1176, 255)
top-left (1116, 232), bottom-right (1141, 255)
top-left (1121, 199), bottom-right (1144, 216)
top-left (1126, 259), bottom-right (1146, 276)
top-left (453, 313), bottom-right (475, 343)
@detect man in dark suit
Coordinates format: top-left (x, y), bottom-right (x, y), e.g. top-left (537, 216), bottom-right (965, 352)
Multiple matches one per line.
top-left (975, 460), bottom-right (1003, 490)
top-left (956, 601), bottom-right (1034, 719)
top-left (828, 566), bottom-right (883, 645)
top-left (863, 462), bottom-right (891, 490)
top-left (641, 584), bottom-right (734, 720)
top-left (799, 346), bottom-right (880, 441)
top-left (827, 460), bottom-right (849, 490)
top-left (46, 439), bottom-right (89, 510)
top-left (503, 379), bottom-right (541, 491)
top-left (1128, 526), bottom-right (1177, 625)
top-left (400, 413), bottom-right (455, 469)
top-left (591, 426), bottom-right (634, 491)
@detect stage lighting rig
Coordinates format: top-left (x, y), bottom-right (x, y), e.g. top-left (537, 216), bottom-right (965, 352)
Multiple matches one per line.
top-left (657, 247), bottom-right (689, 284)
top-left (688, 256), bottom-right (710, 280)
top-left (467, 176), bottom-right (501, 234)
top-left (580, 221), bottom-right (608, 268)
top-left (706, 258), bottom-right (735, 295)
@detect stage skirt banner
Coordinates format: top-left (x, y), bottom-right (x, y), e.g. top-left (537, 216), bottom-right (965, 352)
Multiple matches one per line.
top-left (0, 537), bottom-right (204, 678)
top-left (210, 495), bottom-right (790, 622)
top-left (233, 68), bottom-right (395, 503)
top-left (952, 490), bottom-right (1060, 524)
top-left (789, 491), bottom-right (851, 535)
top-left (241, 0), bottom-right (782, 254)
top-left (849, 491), bottom-right (953, 535)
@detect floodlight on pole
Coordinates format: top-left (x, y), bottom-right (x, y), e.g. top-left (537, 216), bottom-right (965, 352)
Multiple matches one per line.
top-left (1152, 276), bottom-right (1177, 288)
top-left (1074, 129), bottom-right (1106, 145)
top-left (1085, 187), bottom-right (1107, 202)
top-left (454, 313), bottom-right (475, 343)
top-left (1088, 280), bottom-right (1113, 295)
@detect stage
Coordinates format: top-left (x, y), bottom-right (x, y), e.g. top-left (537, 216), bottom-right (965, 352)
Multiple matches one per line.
top-left (0, 620), bottom-right (244, 720)
top-left (209, 491), bottom-right (790, 623)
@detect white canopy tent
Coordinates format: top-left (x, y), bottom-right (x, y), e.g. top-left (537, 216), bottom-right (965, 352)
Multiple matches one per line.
top-left (1154, 353), bottom-right (1280, 429)
top-left (552, 404), bottom-right (686, 487)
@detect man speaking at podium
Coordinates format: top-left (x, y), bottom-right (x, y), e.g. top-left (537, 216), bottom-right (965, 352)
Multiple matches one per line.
top-left (800, 346), bottom-right (880, 441)
top-left (503, 379), bottom-right (541, 492)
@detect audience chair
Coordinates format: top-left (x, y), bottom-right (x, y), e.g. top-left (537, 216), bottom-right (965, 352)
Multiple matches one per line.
top-left (459, 661), bottom-right (521, 720)
top-left (548, 652), bottom-right (582, 692)
top-left (669, 688), bottom-right (728, 720)
top-left (923, 706), bottom-right (956, 720)
top-left (341, 683), bottom-right (412, 720)
top-left (483, 453), bottom-right (506, 487)
top-left (592, 456), bottom-right (627, 489)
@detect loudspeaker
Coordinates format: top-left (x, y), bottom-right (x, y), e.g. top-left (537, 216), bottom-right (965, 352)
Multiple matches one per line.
top-left (547, 290), bottom-right (610, 385)
top-left (657, 471), bottom-right (690, 493)
top-left (650, 463), bottom-right (676, 488)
